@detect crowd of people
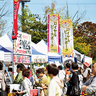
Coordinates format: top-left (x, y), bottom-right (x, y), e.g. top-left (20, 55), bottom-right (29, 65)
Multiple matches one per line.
top-left (0, 61), bottom-right (96, 96)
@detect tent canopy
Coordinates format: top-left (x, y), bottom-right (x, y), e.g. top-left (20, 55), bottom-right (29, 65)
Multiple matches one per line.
top-left (32, 47), bottom-right (45, 55)
top-left (0, 34), bottom-right (13, 62)
top-left (48, 55), bottom-right (62, 63)
top-left (0, 34), bottom-right (13, 52)
top-left (0, 33), bottom-right (92, 64)
top-left (0, 45), bottom-right (11, 52)
top-left (36, 40), bottom-right (63, 63)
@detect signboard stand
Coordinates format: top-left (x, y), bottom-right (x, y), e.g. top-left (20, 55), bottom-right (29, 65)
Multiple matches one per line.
top-left (12, 31), bottom-right (32, 79)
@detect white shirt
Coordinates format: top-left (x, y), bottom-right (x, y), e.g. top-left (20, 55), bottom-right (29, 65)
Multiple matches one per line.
top-left (47, 77), bottom-right (63, 96)
top-left (57, 70), bottom-right (65, 82)
top-left (21, 78), bottom-right (32, 96)
top-left (83, 68), bottom-right (91, 78)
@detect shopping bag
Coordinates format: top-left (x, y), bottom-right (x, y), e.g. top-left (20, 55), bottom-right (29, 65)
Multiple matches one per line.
top-left (30, 89), bottom-right (38, 96)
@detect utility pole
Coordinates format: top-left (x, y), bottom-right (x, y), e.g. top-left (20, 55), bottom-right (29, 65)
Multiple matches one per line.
top-left (21, 0), bottom-right (30, 32)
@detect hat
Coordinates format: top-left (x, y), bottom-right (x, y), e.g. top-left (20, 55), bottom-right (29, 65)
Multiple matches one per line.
top-left (83, 62), bottom-right (89, 67)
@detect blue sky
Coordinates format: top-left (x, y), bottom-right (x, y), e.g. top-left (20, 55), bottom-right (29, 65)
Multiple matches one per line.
top-left (1, 0), bottom-right (96, 35)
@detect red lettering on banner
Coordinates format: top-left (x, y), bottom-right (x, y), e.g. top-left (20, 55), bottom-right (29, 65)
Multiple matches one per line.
top-left (17, 49), bottom-right (26, 54)
top-left (22, 35), bottom-right (28, 40)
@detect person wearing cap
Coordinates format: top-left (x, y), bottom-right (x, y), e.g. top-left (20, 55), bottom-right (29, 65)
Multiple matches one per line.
top-left (82, 62), bottom-right (91, 83)
top-left (81, 62), bottom-right (96, 95)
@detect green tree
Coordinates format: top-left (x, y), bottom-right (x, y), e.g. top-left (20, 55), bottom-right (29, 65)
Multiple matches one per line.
top-left (18, 5), bottom-right (47, 43)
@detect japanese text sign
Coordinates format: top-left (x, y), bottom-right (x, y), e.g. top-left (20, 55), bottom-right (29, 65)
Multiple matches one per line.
top-left (60, 20), bottom-right (74, 56)
top-left (48, 14), bottom-right (59, 53)
top-left (13, 31), bottom-right (32, 55)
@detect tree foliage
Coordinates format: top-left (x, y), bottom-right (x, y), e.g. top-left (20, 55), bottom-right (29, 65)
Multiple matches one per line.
top-left (74, 21), bottom-right (96, 59)
top-left (18, 5), bottom-right (47, 43)
top-left (74, 36), bottom-right (91, 56)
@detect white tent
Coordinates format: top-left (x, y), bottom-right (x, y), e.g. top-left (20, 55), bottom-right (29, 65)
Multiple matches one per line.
top-left (31, 41), bottom-right (47, 63)
top-left (36, 39), bottom-right (48, 54)
top-left (36, 40), bottom-right (62, 63)
top-left (0, 34), bottom-right (92, 64)
top-left (0, 34), bottom-right (13, 62)
top-left (0, 34), bottom-right (13, 52)
top-left (36, 40), bottom-right (92, 64)
top-left (0, 51), bottom-right (4, 61)
top-left (74, 49), bottom-right (92, 65)
top-left (85, 56), bottom-right (92, 65)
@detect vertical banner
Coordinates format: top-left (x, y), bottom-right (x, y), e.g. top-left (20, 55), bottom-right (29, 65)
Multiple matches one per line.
top-left (60, 20), bottom-right (74, 56)
top-left (48, 14), bottom-right (59, 53)
top-left (12, 0), bottom-right (20, 39)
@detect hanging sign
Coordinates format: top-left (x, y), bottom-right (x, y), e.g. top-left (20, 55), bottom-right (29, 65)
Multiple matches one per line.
top-left (60, 20), bottom-right (74, 56)
top-left (48, 14), bottom-right (59, 53)
top-left (12, 0), bottom-right (20, 39)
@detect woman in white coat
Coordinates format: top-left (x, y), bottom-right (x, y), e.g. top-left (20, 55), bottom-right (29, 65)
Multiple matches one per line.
top-left (47, 64), bottom-right (64, 96)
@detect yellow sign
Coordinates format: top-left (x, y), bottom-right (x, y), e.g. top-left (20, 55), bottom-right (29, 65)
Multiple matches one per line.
top-left (60, 20), bottom-right (74, 56)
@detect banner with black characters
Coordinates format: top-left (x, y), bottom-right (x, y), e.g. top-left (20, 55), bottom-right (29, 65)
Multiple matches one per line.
top-left (13, 31), bottom-right (31, 55)
top-left (13, 31), bottom-right (32, 63)
top-left (48, 14), bottom-right (59, 53)
top-left (60, 20), bottom-right (74, 57)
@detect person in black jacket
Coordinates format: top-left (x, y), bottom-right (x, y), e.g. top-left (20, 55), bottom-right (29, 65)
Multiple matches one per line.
top-left (67, 62), bottom-right (80, 96)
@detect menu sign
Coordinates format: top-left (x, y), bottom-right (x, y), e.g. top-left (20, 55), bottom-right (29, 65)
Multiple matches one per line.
top-left (34, 58), bottom-right (46, 63)
top-left (13, 31), bottom-right (32, 55)
top-left (14, 55), bottom-right (31, 63)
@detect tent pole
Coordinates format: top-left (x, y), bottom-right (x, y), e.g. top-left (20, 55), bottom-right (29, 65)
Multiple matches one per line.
top-left (12, 40), bottom-right (15, 82)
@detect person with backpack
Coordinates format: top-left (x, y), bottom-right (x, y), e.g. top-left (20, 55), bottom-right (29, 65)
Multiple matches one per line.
top-left (66, 62), bottom-right (80, 96)
top-left (0, 61), bottom-right (7, 96)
